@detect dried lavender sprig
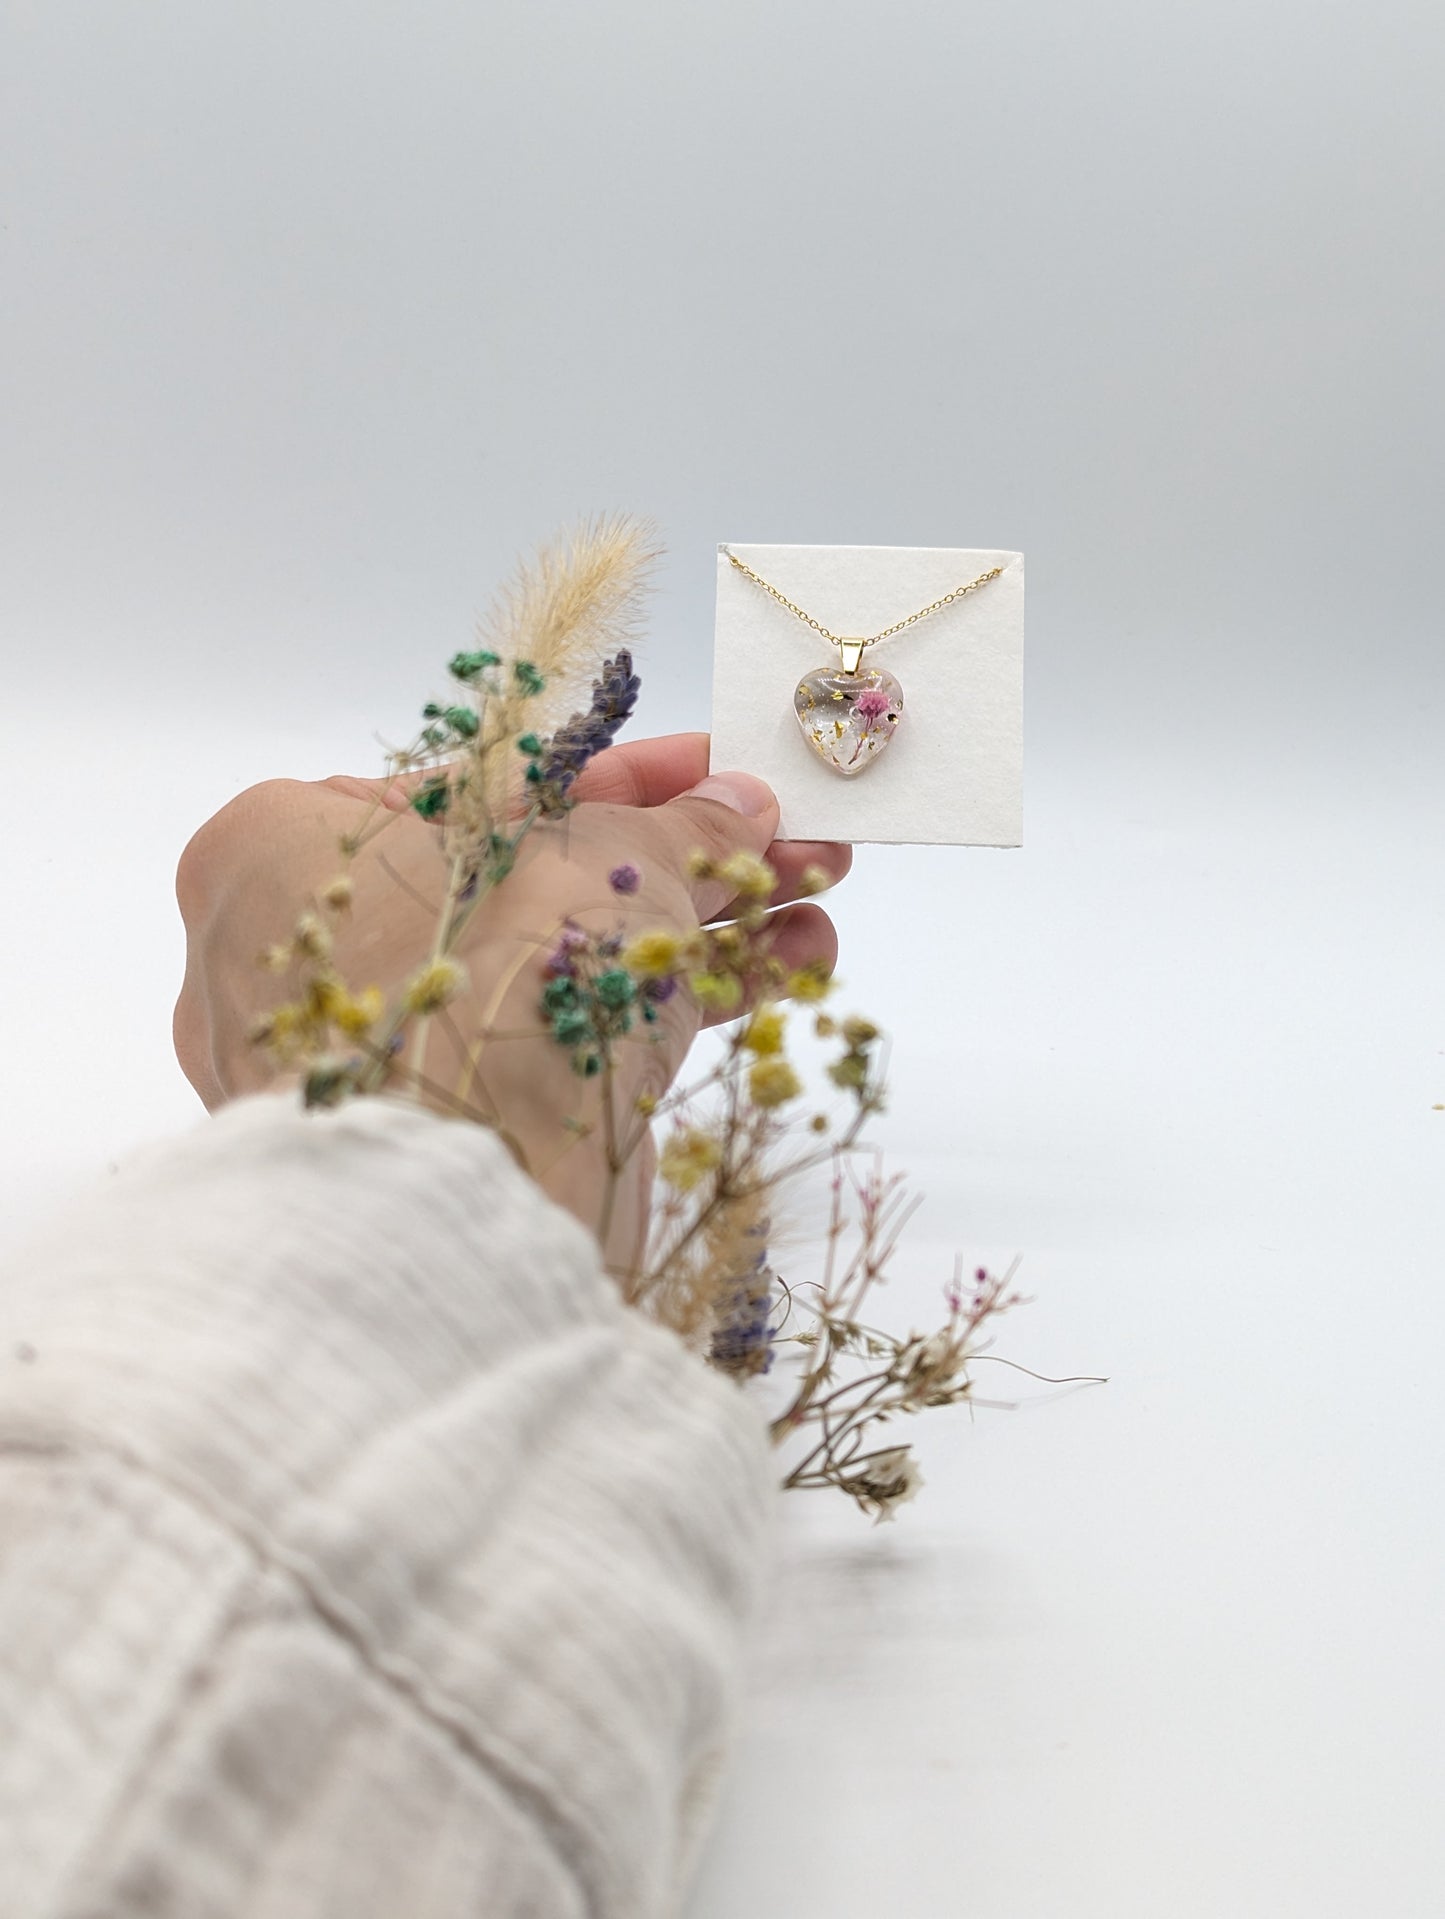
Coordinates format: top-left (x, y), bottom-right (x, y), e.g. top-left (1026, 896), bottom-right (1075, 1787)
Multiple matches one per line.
top-left (708, 1242), bottom-right (778, 1378)
top-left (526, 649), bottom-right (641, 815)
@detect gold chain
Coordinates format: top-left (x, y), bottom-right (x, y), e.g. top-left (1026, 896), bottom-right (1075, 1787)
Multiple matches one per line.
top-left (721, 546), bottom-right (1004, 649)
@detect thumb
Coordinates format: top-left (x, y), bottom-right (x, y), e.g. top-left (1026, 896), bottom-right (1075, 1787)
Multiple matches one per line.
top-left (659, 771), bottom-right (782, 917)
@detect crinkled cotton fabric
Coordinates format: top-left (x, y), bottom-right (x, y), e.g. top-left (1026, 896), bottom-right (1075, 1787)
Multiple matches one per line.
top-left (0, 1091), bottom-right (775, 1918)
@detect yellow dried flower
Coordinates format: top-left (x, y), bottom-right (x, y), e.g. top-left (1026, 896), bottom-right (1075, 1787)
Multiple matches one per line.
top-left (827, 1052), bottom-right (868, 1091)
top-left (787, 962), bottom-right (835, 1003)
top-left (634, 1092), bottom-right (658, 1117)
top-left (742, 1005), bottom-right (786, 1056)
top-left (403, 957), bottom-right (467, 1015)
top-left (622, 930), bottom-right (682, 977)
top-left (842, 1015), bottom-right (879, 1046)
top-left (809, 1113), bottom-right (829, 1133)
top-left (690, 971), bottom-right (743, 1012)
top-left (717, 851), bottom-right (776, 900)
top-left (293, 912), bottom-right (331, 961)
top-left (305, 975), bottom-right (348, 1022)
top-left (259, 943), bottom-right (292, 974)
top-left (334, 986), bottom-right (385, 1035)
top-left (686, 850), bottom-right (714, 879)
top-left (748, 1057), bottom-right (803, 1108)
top-left (322, 875), bottom-right (354, 912)
top-left (250, 1002), bottom-right (305, 1062)
top-left (658, 1126), bottom-right (723, 1191)
top-left (814, 1012), bottom-right (837, 1038)
top-left (797, 863), bottom-right (833, 897)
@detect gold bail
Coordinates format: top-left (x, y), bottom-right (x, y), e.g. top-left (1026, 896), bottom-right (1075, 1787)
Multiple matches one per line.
top-left (837, 638), bottom-right (866, 677)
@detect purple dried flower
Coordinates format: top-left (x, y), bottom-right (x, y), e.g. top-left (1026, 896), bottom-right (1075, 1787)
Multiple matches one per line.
top-left (609, 862), bottom-right (642, 895)
top-left (709, 1237), bottom-right (776, 1378)
top-left (642, 974), bottom-right (677, 1005)
top-left (545, 921), bottom-right (590, 978)
top-left (528, 650), bottom-right (642, 815)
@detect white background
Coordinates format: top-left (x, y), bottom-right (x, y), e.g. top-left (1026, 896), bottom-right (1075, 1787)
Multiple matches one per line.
top-left (3, 4), bottom-right (1443, 1914)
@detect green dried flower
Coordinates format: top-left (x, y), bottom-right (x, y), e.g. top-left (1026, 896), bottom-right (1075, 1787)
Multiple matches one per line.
top-left (410, 778), bottom-right (450, 820)
top-left (303, 1058), bottom-right (355, 1110)
top-left (513, 660), bottom-right (546, 695)
top-left (594, 969), bottom-right (637, 1010)
top-left (552, 1008), bottom-right (593, 1046)
top-left (449, 649), bottom-right (500, 681)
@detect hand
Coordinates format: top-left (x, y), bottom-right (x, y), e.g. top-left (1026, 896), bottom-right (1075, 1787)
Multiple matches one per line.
top-left (174, 733), bottom-right (851, 1272)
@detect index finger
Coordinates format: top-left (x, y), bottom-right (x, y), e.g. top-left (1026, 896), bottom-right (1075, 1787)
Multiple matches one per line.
top-left (568, 732), bottom-right (711, 808)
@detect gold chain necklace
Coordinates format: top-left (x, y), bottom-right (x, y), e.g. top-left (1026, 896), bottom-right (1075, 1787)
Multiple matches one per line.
top-left (721, 547), bottom-right (1005, 778)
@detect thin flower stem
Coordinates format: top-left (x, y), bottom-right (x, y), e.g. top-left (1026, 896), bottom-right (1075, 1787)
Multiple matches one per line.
top-left (779, 1375), bottom-right (894, 1481)
top-left (597, 1052), bottom-right (622, 1249)
top-left (630, 1049), bottom-right (759, 1303)
top-left (375, 850), bottom-right (440, 917)
top-left (409, 850), bottom-right (469, 1096)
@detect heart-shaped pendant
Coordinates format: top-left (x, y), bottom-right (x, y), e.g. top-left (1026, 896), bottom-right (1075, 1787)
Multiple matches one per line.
top-left (793, 666), bottom-right (904, 777)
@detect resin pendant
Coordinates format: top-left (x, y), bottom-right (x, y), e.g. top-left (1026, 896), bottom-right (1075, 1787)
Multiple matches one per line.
top-left (793, 665), bottom-right (904, 776)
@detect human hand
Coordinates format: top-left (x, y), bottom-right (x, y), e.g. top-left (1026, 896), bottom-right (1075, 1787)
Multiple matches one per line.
top-left (174, 732), bottom-right (851, 1271)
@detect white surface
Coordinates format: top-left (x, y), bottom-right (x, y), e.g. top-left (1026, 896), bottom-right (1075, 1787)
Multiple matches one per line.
top-left (711, 544), bottom-right (1024, 845)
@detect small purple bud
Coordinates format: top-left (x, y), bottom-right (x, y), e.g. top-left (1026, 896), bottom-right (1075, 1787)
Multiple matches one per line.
top-left (545, 922), bottom-right (590, 978)
top-left (608, 862), bottom-right (642, 895)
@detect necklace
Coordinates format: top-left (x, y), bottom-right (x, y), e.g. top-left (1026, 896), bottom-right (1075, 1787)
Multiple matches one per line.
top-left (721, 548), bottom-right (1005, 778)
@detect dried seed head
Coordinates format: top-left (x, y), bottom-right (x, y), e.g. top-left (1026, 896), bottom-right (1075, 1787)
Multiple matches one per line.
top-left (658, 1127), bottom-right (723, 1191)
top-left (293, 912), bottom-right (332, 961)
top-left (748, 1057), bottom-right (803, 1109)
top-left (402, 957), bottom-right (467, 1015)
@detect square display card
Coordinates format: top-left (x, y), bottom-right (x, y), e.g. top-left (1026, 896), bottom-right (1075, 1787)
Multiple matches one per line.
top-left (709, 542), bottom-right (1024, 845)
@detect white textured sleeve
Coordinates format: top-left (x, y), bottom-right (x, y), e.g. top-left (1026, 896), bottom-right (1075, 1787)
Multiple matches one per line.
top-left (0, 1091), bottom-right (776, 1919)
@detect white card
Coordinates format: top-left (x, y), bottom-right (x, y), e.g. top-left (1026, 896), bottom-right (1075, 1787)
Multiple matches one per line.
top-left (709, 542), bottom-right (1024, 845)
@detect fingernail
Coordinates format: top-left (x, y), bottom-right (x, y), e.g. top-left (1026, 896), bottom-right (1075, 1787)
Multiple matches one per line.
top-left (688, 772), bottom-right (774, 817)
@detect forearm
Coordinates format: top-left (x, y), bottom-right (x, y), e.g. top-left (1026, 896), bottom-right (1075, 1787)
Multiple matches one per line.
top-left (0, 1090), bottom-right (774, 1916)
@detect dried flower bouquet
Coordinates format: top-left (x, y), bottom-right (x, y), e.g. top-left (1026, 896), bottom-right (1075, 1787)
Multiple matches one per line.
top-left (249, 514), bottom-right (1035, 1522)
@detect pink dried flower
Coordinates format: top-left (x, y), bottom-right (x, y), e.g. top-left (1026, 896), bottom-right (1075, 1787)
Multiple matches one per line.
top-left (545, 921), bottom-right (591, 978)
top-left (853, 689), bottom-right (891, 723)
